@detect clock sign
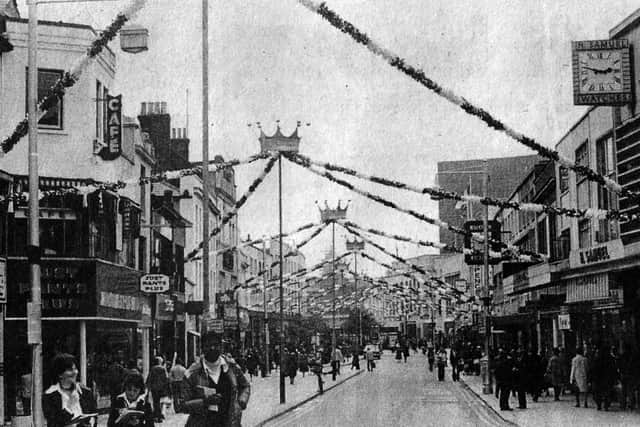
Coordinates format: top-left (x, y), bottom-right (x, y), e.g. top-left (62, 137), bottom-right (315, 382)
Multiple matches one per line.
top-left (572, 39), bottom-right (633, 106)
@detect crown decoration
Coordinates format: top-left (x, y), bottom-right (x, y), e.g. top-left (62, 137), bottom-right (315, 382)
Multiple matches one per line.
top-left (317, 199), bottom-right (350, 221)
top-left (346, 238), bottom-right (365, 251)
top-left (253, 120), bottom-right (305, 154)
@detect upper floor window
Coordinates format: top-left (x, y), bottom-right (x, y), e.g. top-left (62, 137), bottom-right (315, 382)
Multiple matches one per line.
top-left (559, 166), bottom-right (569, 193)
top-left (576, 142), bottom-right (589, 170)
top-left (26, 68), bottom-right (64, 129)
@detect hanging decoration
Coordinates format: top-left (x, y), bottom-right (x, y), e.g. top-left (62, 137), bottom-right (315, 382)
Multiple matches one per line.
top-left (285, 153), bottom-right (545, 261)
top-left (296, 153), bottom-right (636, 222)
top-left (296, 0), bottom-right (635, 200)
top-left (1, 0), bottom-right (149, 155)
top-left (185, 155), bottom-right (278, 262)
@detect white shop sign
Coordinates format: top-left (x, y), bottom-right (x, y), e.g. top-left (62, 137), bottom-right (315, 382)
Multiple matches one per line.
top-left (558, 314), bottom-right (571, 330)
top-left (569, 239), bottom-right (624, 269)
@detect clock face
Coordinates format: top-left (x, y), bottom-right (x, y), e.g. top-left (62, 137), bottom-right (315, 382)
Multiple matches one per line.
top-left (578, 50), bottom-right (623, 93)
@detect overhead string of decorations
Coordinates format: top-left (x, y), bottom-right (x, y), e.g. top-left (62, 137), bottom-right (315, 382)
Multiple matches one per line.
top-left (284, 153), bottom-right (546, 262)
top-left (296, 153), bottom-right (638, 222)
top-left (296, 0), bottom-right (636, 201)
top-left (1, 0), bottom-right (149, 155)
top-left (184, 154), bottom-right (279, 262)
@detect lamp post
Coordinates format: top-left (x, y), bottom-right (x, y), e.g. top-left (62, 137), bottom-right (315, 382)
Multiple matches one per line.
top-left (346, 239), bottom-right (364, 348)
top-left (318, 201), bottom-right (348, 373)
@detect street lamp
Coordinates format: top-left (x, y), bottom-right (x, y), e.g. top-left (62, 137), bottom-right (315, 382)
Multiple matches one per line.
top-left (346, 238), bottom-right (364, 349)
top-left (318, 200), bottom-right (348, 373)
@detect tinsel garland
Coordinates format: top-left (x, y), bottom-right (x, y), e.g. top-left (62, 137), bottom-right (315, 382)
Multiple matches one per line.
top-left (1, 0), bottom-right (148, 155)
top-left (297, 153), bottom-right (635, 222)
top-left (296, 0), bottom-right (633, 200)
top-left (285, 153), bottom-right (544, 261)
top-left (185, 155), bottom-right (278, 262)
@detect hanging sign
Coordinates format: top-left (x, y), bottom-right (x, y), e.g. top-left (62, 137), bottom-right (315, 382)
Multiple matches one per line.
top-left (99, 94), bottom-right (123, 160)
top-left (558, 314), bottom-right (571, 330)
top-left (140, 274), bottom-right (170, 293)
top-left (0, 258), bottom-right (5, 304)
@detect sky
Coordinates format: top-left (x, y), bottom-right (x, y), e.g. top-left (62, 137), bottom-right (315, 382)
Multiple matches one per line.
top-left (17, 0), bottom-right (640, 276)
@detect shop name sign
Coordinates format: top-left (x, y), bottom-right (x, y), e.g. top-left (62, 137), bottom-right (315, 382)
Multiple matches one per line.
top-left (140, 274), bottom-right (170, 293)
top-left (569, 239), bottom-right (624, 269)
top-left (99, 94), bottom-right (123, 160)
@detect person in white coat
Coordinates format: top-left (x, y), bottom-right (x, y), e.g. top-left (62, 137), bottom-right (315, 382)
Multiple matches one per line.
top-left (570, 348), bottom-right (589, 408)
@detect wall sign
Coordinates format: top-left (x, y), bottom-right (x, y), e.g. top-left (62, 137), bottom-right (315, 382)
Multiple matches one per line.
top-left (569, 239), bottom-right (624, 269)
top-left (558, 314), bottom-right (571, 330)
top-left (572, 39), bottom-right (633, 105)
top-left (99, 94), bottom-right (123, 160)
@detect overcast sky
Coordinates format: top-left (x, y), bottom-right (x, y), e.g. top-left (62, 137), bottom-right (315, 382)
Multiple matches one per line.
top-left (19, 0), bottom-right (640, 275)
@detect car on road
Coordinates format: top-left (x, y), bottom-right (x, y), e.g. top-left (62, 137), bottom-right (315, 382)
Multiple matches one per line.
top-left (364, 344), bottom-right (381, 360)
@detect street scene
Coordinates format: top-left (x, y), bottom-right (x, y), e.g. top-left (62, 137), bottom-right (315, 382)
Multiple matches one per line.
top-left (2, 0), bottom-right (640, 426)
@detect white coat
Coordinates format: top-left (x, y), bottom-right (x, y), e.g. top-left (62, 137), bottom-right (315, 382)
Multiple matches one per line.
top-left (570, 354), bottom-right (589, 392)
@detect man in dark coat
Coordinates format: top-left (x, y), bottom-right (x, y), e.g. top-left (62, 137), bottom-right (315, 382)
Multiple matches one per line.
top-left (495, 349), bottom-right (514, 411)
top-left (592, 345), bottom-right (617, 411)
top-left (146, 356), bottom-right (169, 422)
top-left (513, 348), bottom-right (529, 409)
top-left (176, 330), bottom-right (250, 427)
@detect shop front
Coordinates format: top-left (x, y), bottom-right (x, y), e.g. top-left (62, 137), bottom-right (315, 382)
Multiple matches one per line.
top-left (5, 258), bottom-right (150, 412)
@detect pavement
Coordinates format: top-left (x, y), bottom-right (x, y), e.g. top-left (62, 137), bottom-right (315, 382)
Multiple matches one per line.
top-left (96, 358), bottom-right (363, 427)
top-left (460, 371), bottom-right (640, 427)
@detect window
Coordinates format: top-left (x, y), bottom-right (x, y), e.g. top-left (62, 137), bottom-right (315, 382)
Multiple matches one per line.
top-left (577, 180), bottom-right (590, 210)
top-left (26, 68), bottom-right (64, 129)
top-left (559, 166), bottom-right (569, 193)
top-left (537, 218), bottom-right (548, 255)
top-left (579, 219), bottom-right (591, 249)
top-left (575, 142), bottom-right (589, 169)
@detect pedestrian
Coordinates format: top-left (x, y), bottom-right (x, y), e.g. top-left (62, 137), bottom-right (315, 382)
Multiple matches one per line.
top-left (124, 359), bottom-right (141, 378)
top-left (592, 345), bottom-right (617, 411)
top-left (175, 330), bottom-right (250, 427)
top-left (546, 347), bottom-right (564, 401)
top-left (495, 349), bottom-right (514, 411)
top-left (146, 356), bottom-right (169, 423)
top-left (403, 342), bottom-right (409, 363)
top-left (366, 345), bottom-right (376, 372)
top-left (350, 345), bottom-right (360, 370)
top-left (43, 353), bottom-right (97, 427)
top-left (427, 346), bottom-right (435, 372)
top-left (245, 351), bottom-right (258, 381)
top-left (395, 344), bottom-right (403, 363)
top-left (298, 350), bottom-right (310, 377)
top-left (107, 351), bottom-right (126, 405)
top-left (286, 349), bottom-right (298, 385)
top-left (169, 358), bottom-right (186, 408)
top-left (310, 352), bottom-right (325, 393)
top-left (436, 347), bottom-right (447, 381)
top-left (331, 346), bottom-right (344, 381)
top-left (619, 344), bottom-right (639, 410)
top-left (107, 372), bottom-right (154, 427)
top-left (450, 347), bottom-right (460, 381)
top-left (513, 348), bottom-right (528, 409)
top-left (570, 347), bottom-right (589, 408)
top-left (493, 348), bottom-right (504, 400)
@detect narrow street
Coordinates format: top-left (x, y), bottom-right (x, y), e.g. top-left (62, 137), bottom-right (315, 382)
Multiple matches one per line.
top-left (264, 352), bottom-right (509, 427)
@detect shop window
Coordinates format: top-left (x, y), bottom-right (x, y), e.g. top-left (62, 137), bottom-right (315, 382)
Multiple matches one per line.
top-left (26, 68), bottom-right (64, 129)
top-left (579, 219), bottom-right (591, 249)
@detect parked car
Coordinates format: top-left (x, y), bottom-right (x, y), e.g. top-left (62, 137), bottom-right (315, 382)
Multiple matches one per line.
top-left (364, 344), bottom-right (381, 360)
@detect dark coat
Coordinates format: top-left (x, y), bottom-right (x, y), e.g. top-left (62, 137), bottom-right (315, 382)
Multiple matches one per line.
top-left (285, 353), bottom-right (298, 378)
top-left (546, 355), bottom-right (564, 387)
top-left (146, 366), bottom-right (169, 397)
top-left (176, 356), bottom-right (250, 427)
top-left (107, 392), bottom-right (154, 427)
top-left (495, 355), bottom-right (514, 387)
top-left (592, 351), bottom-right (617, 388)
top-left (43, 384), bottom-right (97, 427)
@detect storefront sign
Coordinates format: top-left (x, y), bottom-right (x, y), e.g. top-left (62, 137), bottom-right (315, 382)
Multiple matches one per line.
top-left (208, 318), bottom-right (224, 333)
top-left (7, 260), bottom-right (97, 318)
top-left (140, 274), bottom-right (170, 293)
top-left (569, 239), bottom-right (624, 269)
top-left (513, 269), bottom-right (529, 292)
top-left (99, 292), bottom-right (140, 312)
top-left (558, 314), bottom-right (571, 330)
top-left (99, 94), bottom-right (123, 160)
top-left (593, 288), bottom-right (624, 309)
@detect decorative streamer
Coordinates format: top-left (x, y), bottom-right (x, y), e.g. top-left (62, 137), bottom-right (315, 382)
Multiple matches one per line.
top-left (286, 153), bottom-right (545, 261)
top-left (1, 0), bottom-right (148, 155)
top-left (296, 0), bottom-right (633, 200)
top-left (297, 153), bottom-right (635, 222)
top-left (185, 155), bottom-right (278, 262)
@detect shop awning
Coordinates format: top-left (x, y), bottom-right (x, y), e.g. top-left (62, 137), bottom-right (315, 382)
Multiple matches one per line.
top-left (491, 313), bottom-right (534, 328)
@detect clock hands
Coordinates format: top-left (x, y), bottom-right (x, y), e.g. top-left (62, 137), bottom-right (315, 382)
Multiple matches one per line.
top-left (583, 65), bottom-right (617, 75)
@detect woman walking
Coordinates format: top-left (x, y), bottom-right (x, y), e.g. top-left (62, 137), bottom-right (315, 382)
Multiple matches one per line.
top-left (570, 348), bottom-right (589, 408)
top-left (436, 348), bottom-right (447, 381)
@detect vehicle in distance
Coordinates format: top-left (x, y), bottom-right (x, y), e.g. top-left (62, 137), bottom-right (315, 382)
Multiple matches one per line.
top-left (364, 344), bottom-right (381, 359)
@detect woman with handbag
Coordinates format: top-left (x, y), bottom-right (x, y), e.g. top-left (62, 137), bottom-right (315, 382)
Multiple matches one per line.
top-left (546, 348), bottom-right (564, 401)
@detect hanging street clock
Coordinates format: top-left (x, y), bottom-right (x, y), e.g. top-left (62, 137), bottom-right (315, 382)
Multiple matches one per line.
top-left (572, 39), bottom-right (633, 106)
